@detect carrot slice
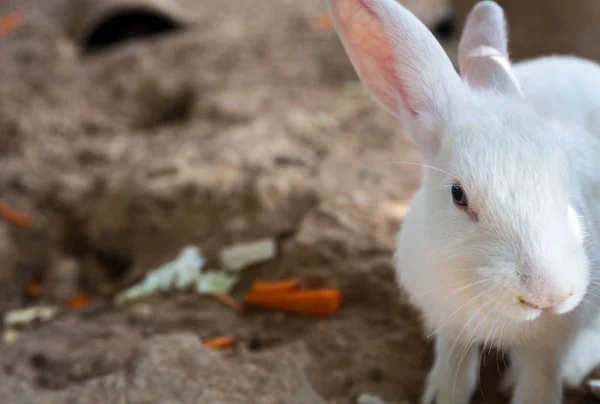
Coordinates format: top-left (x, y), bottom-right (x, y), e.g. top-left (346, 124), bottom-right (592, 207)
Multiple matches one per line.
top-left (244, 288), bottom-right (342, 317)
top-left (249, 279), bottom-right (300, 295)
top-left (202, 335), bottom-right (236, 349)
top-left (66, 293), bottom-right (92, 310)
top-left (0, 13), bottom-right (23, 35)
top-left (0, 201), bottom-right (31, 228)
top-left (26, 283), bottom-right (44, 297)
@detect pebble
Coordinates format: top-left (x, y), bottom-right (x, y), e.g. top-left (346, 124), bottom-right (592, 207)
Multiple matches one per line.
top-left (2, 328), bottom-right (19, 344)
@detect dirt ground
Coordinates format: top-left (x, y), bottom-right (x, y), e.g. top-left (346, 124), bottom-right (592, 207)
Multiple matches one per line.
top-left (0, 0), bottom-right (595, 403)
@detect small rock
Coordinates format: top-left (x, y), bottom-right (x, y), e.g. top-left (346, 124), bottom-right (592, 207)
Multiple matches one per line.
top-left (2, 328), bottom-right (19, 344)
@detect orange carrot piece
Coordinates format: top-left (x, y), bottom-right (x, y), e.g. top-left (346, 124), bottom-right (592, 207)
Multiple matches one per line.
top-left (0, 201), bottom-right (31, 228)
top-left (26, 283), bottom-right (45, 297)
top-left (249, 279), bottom-right (300, 295)
top-left (0, 13), bottom-right (23, 35)
top-left (202, 335), bottom-right (236, 349)
top-left (66, 293), bottom-right (92, 310)
top-left (244, 288), bottom-right (342, 317)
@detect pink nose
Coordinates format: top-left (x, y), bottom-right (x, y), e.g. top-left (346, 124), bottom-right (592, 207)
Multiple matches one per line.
top-left (518, 290), bottom-right (573, 310)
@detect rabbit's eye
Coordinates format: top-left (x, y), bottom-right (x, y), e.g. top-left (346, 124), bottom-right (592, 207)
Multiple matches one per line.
top-left (451, 184), bottom-right (468, 206)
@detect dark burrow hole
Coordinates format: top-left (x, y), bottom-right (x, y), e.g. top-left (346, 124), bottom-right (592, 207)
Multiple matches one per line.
top-left (61, 218), bottom-right (133, 288)
top-left (84, 10), bottom-right (182, 53)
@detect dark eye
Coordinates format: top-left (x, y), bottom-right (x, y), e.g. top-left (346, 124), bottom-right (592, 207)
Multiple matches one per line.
top-left (451, 184), bottom-right (467, 206)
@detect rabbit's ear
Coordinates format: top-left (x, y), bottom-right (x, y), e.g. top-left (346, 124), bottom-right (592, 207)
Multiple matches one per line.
top-left (327, 0), bottom-right (464, 162)
top-left (459, 1), bottom-right (522, 96)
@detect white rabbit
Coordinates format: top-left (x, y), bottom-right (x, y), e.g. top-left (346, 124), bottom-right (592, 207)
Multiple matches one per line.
top-left (326, 0), bottom-right (600, 403)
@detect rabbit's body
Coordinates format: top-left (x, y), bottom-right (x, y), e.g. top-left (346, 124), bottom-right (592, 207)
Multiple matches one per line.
top-left (397, 40), bottom-right (600, 404)
top-left (327, 0), bottom-right (600, 402)
top-left (515, 56), bottom-right (600, 139)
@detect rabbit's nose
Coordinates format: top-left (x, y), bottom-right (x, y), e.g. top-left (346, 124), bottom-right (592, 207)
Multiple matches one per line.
top-left (518, 289), bottom-right (574, 311)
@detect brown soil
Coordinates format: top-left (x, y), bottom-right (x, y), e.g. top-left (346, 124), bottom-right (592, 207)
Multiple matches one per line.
top-left (0, 1), bottom-right (594, 403)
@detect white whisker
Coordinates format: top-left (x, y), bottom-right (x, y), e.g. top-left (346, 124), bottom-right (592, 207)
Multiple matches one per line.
top-left (452, 296), bottom-right (496, 391)
top-left (448, 288), bottom-right (493, 360)
top-left (363, 160), bottom-right (456, 178)
top-left (439, 278), bottom-right (492, 304)
top-left (413, 278), bottom-right (472, 298)
top-left (426, 285), bottom-right (492, 339)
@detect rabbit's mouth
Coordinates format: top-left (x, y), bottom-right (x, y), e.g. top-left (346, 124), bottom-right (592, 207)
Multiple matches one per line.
top-left (516, 306), bottom-right (543, 322)
top-left (500, 288), bottom-right (584, 323)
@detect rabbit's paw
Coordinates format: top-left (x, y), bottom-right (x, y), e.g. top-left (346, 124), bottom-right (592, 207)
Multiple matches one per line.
top-left (421, 363), bottom-right (477, 404)
top-left (562, 328), bottom-right (600, 389)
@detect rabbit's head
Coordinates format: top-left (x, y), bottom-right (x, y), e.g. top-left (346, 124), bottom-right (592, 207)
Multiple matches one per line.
top-left (328, 0), bottom-right (590, 324)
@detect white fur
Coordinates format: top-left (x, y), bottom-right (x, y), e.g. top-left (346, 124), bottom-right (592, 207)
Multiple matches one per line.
top-left (327, 0), bottom-right (600, 403)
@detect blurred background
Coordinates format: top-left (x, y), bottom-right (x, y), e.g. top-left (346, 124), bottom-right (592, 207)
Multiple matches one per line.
top-left (0, 0), bottom-right (598, 403)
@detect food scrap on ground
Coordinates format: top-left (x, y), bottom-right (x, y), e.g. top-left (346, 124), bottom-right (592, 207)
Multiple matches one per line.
top-left (26, 282), bottom-right (45, 298)
top-left (244, 278), bottom-right (342, 317)
top-left (249, 278), bottom-right (299, 294)
top-left (4, 305), bottom-right (61, 327)
top-left (208, 277), bottom-right (343, 317)
top-left (2, 328), bottom-right (19, 345)
top-left (219, 238), bottom-right (276, 271)
top-left (0, 13), bottom-right (24, 36)
top-left (195, 272), bottom-right (238, 295)
top-left (202, 335), bottom-right (237, 349)
top-left (114, 246), bottom-right (238, 305)
top-left (0, 200), bottom-right (32, 228)
top-left (66, 293), bottom-right (92, 310)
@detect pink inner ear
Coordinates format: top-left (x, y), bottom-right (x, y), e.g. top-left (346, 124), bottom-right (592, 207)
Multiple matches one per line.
top-left (332, 0), bottom-right (414, 115)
